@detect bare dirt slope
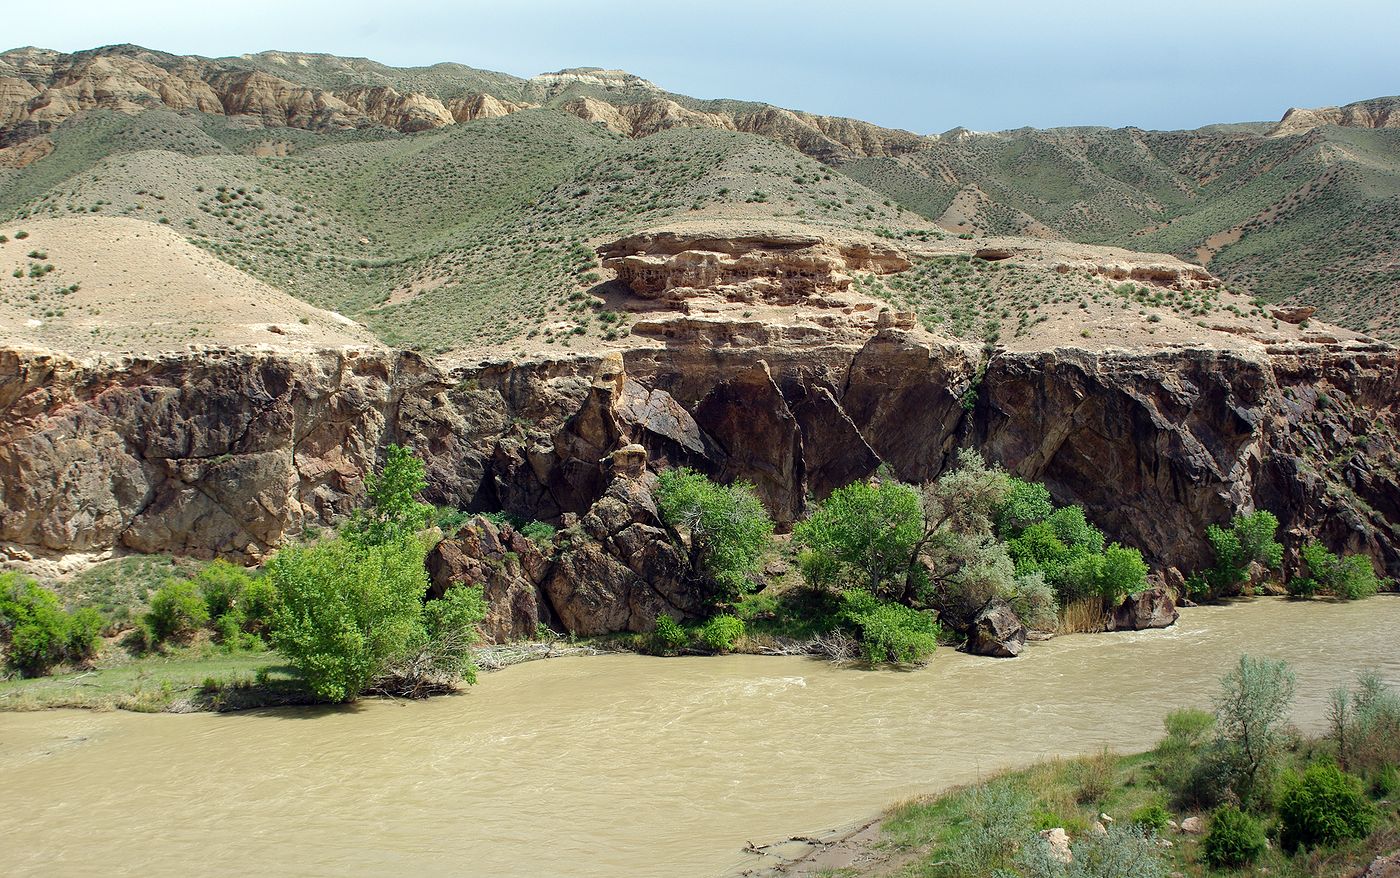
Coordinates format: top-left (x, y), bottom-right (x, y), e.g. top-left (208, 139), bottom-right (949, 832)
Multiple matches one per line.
top-left (0, 216), bottom-right (379, 354)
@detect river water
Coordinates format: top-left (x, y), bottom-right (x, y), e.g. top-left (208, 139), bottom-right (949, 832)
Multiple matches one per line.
top-left (1, 597), bottom-right (1397, 877)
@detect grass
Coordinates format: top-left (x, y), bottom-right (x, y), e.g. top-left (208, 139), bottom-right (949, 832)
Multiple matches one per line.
top-left (0, 644), bottom-right (296, 712)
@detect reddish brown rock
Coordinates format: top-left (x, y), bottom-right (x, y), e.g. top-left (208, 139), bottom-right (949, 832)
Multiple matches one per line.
top-left (1108, 587), bottom-right (1180, 631)
top-left (426, 515), bottom-right (554, 643)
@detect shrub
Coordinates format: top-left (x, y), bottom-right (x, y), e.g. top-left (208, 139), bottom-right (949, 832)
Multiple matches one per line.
top-left (239, 578), bottom-right (279, 637)
top-left (146, 579), bottom-right (210, 644)
top-left (1195, 511), bottom-right (1283, 599)
top-left (1215, 654), bottom-right (1296, 806)
top-left (839, 589), bottom-right (939, 665)
top-left (655, 467), bottom-right (774, 603)
top-left (1128, 801), bottom-right (1170, 834)
top-left (1, 575), bottom-right (81, 677)
top-left (697, 615), bottom-right (744, 653)
top-left (1328, 670), bottom-right (1400, 774)
top-left (943, 781), bottom-right (1034, 877)
top-left (1294, 542), bottom-right (1380, 600)
top-left (1203, 805), bottom-right (1267, 868)
top-left (194, 560), bottom-right (254, 619)
top-left (651, 614), bottom-right (688, 655)
top-left (1277, 761), bottom-right (1374, 851)
top-left (268, 537), bottom-right (431, 702)
top-left (1063, 824), bottom-right (1166, 878)
top-left (519, 520), bottom-right (556, 547)
top-left (64, 607), bottom-right (103, 663)
top-left (1073, 748), bottom-right (1117, 804)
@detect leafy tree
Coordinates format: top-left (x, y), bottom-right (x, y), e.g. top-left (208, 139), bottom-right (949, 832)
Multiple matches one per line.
top-left (344, 443), bottom-right (434, 549)
top-left (1214, 654), bottom-right (1296, 806)
top-left (1194, 511), bottom-right (1283, 600)
top-left (146, 579), bottom-right (210, 644)
top-left (793, 476), bottom-right (922, 597)
top-left (1291, 542), bottom-right (1380, 600)
top-left (1, 574), bottom-right (93, 677)
top-left (655, 467), bottom-right (774, 602)
top-left (269, 537), bottom-right (423, 702)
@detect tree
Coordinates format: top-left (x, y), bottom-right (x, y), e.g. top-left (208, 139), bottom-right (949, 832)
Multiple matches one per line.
top-left (146, 579), bottom-right (210, 644)
top-left (655, 467), bottom-right (774, 602)
top-left (1195, 511), bottom-right (1283, 600)
top-left (1214, 654), bottom-right (1296, 806)
top-left (0, 574), bottom-right (103, 677)
top-left (344, 443), bottom-right (434, 549)
top-left (792, 476), bottom-right (923, 598)
top-left (1292, 542), bottom-right (1380, 600)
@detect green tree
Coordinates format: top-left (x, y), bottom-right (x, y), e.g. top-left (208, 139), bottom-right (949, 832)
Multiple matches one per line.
top-left (1215, 654), bottom-right (1296, 806)
top-left (194, 560), bottom-right (254, 620)
top-left (1292, 542), bottom-right (1380, 600)
top-left (344, 443), bottom-right (434, 549)
top-left (793, 476), bottom-right (923, 598)
top-left (1195, 511), bottom-right (1283, 599)
top-left (267, 537), bottom-right (430, 702)
top-left (655, 467), bottom-right (774, 602)
top-left (0, 575), bottom-right (103, 677)
top-left (840, 589), bottom-right (940, 665)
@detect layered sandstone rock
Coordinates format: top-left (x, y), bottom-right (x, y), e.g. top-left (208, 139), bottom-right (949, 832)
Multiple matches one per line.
top-left (1271, 97), bottom-right (1400, 137)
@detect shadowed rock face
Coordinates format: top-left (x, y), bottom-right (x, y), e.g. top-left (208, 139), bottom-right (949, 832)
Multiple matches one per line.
top-left (2, 326), bottom-right (1398, 628)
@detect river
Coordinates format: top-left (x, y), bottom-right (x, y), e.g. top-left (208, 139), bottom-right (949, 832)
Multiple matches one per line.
top-left (1, 597), bottom-right (1397, 877)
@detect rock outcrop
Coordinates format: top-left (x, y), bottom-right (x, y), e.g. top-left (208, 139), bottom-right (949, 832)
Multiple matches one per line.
top-left (1270, 96), bottom-right (1400, 137)
top-left (965, 599), bottom-right (1027, 657)
top-left (425, 514), bottom-right (554, 643)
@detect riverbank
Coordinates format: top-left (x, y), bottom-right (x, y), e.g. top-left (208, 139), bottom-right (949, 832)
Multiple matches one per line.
top-left (737, 747), bottom-right (1400, 878)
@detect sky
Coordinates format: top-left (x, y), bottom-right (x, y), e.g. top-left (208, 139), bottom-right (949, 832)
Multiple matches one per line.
top-left (7, 0), bottom-right (1399, 133)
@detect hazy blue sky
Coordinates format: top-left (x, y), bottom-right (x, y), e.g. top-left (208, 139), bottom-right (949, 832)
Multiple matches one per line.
top-left (10, 0), bottom-right (1399, 133)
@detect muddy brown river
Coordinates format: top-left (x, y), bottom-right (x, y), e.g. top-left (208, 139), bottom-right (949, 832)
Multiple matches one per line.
top-left (1, 597), bottom-right (1397, 877)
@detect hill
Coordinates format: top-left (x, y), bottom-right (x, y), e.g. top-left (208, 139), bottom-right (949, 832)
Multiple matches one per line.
top-left (0, 43), bottom-right (1396, 349)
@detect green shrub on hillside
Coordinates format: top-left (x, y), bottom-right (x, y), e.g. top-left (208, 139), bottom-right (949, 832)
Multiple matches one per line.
top-left (650, 614), bottom-right (688, 655)
top-left (1277, 761), bottom-right (1374, 851)
top-left (655, 467), bottom-right (773, 604)
top-left (1215, 654), bottom-right (1296, 807)
top-left (1203, 805), bottom-right (1267, 868)
top-left (145, 579), bottom-right (210, 644)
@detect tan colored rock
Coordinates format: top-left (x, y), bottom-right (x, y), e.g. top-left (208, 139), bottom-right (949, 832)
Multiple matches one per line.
top-left (1271, 305), bottom-right (1316, 324)
top-left (1271, 97), bottom-right (1400, 136)
top-left (1040, 828), bottom-right (1072, 864)
top-left (446, 92), bottom-right (530, 122)
top-left (1179, 816), bottom-right (1205, 834)
top-left (338, 85), bottom-right (454, 132)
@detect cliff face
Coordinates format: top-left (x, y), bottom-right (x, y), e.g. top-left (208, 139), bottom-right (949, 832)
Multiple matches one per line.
top-left (3, 327), bottom-right (1396, 595)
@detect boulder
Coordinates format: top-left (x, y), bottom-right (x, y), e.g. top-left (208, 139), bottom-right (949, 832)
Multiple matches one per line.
top-left (965, 598), bottom-right (1027, 658)
top-left (1270, 305), bottom-right (1316, 324)
top-left (1108, 587), bottom-right (1180, 631)
top-left (1179, 816), bottom-right (1205, 834)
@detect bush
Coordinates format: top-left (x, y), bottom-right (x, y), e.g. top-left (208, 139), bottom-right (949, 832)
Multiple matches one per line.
top-left (1155, 708), bottom-right (1234, 810)
top-left (64, 607), bottom-right (103, 662)
top-left (1277, 761), bottom-right (1374, 851)
top-left (697, 615), bottom-right (744, 653)
top-left (650, 614), bottom-right (688, 655)
top-left (519, 520), bottom-right (556, 547)
top-left (146, 579), bottom-right (210, 644)
top-left (194, 560), bottom-right (253, 619)
top-left (1, 575), bottom-right (77, 677)
top-left (840, 589), bottom-right (939, 665)
top-left (1203, 805), bottom-right (1267, 868)
top-left (1128, 801), bottom-right (1170, 834)
top-left (1195, 511), bottom-right (1283, 599)
top-left (239, 578), bottom-right (279, 637)
top-left (1294, 542), bottom-right (1380, 600)
top-left (1328, 670), bottom-right (1400, 774)
top-left (655, 467), bottom-right (774, 603)
top-left (1215, 654), bottom-right (1296, 806)
top-left (268, 537), bottom-right (432, 702)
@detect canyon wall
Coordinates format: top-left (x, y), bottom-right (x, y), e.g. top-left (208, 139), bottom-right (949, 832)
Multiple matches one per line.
top-left (3, 329), bottom-right (1397, 593)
